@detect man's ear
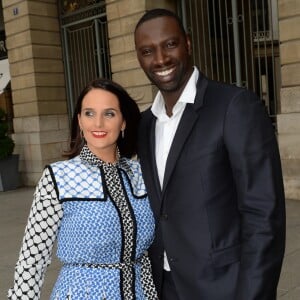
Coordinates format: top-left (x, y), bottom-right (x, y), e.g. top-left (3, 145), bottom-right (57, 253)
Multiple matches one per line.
top-left (186, 34), bottom-right (192, 55)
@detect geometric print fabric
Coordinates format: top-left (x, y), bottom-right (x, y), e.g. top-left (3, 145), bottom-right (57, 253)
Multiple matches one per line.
top-left (7, 167), bottom-right (63, 300)
top-left (8, 145), bottom-right (157, 299)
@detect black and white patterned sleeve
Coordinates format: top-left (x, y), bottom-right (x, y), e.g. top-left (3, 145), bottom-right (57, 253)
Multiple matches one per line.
top-left (7, 166), bottom-right (63, 300)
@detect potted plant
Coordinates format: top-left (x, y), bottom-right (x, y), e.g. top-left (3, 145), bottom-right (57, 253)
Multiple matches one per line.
top-left (0, 107), bottom-right (19, 191)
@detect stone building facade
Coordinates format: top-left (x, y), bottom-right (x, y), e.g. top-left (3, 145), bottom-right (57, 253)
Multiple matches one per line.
top-left (1, 0), bottom-right (299, 200)
top-left (277, 0), bottom-right (300, 200)
top-left (1, 0), bottom-right (69, 186)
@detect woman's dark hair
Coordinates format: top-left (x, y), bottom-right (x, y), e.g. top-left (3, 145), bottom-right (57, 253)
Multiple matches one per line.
top-left (134, 8), bottom-right (186, 37)
top-left (65, 78), bottom-right (141, 159)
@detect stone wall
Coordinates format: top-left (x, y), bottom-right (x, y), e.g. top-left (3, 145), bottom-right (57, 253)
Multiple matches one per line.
top-left (2, 0), bottom-right (69, 186)
top-left (277, 0), bottom-right (300, 200)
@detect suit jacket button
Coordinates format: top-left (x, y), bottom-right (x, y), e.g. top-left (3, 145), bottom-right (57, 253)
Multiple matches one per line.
top-left (161, 213), bottom-right (168, 220)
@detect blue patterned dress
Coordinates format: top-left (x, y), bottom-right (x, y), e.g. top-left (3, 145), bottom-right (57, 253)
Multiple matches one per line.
top-left (8, 146), bottom-right (157, 300)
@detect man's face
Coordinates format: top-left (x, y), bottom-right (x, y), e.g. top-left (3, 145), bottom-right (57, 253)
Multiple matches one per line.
top-left (135, 16), bottom-right (193, 94)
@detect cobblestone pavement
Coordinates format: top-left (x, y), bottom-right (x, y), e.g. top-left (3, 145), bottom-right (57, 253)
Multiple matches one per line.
top-left (0, 187), bottom-right (299, 299)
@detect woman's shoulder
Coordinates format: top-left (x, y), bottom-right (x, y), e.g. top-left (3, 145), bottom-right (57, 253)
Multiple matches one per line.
top-left (49, 156), bottom-right (81, 168)
top-left (120, 157), bottom-right (142, 175)
top-left (120, 157), bottom-right (147, 196)
top-left (47, 156), bottom-right (91, 177)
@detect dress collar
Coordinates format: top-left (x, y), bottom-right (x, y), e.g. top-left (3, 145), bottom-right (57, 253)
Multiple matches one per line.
top-left (79, 144), bottom-right (132, 175)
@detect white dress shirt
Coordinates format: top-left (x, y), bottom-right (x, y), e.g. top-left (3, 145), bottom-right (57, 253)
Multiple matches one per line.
top-left (151, 67), bottom-right (199, 270)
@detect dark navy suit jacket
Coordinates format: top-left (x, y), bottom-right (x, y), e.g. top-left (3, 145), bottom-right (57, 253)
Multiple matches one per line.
top-left (138, 73), bottom-right (285, 300)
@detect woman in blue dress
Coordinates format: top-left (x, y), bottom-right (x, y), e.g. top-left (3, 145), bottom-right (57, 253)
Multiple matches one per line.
top-left (8, 78), bottom-right (158, 300)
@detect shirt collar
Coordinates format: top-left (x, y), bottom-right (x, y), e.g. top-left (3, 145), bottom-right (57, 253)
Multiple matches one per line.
top-left (151, 67), bottom-right (199, 119)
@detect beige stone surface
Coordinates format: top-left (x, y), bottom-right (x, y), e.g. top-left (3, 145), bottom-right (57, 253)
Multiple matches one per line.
top-left (283, 178), bottom-right (300, 200)
top-left (27, 1), bottom-right (58, 17)
top-left (13, 116), bottom-right (42, 133)
top-left (279, 16), bottom-right (300, 42)
top-left (281, 159), bottom-right (300, 178)
top-left (33, 59), bottom-right (64, 73)
top-left (280, 40), bottom-right (300, 65)
top-left (58, 114), bottom-right (70, 130)
top-left (138, 102), bottom-right (152, 112)
top-left (278, 0), bottom-right (300, 19)
top-left (281, 63), bottom-right (300, 87)
top-left (30, 15), bottom-right (59, 31)
top-left (21, 171), bottom-right (44, 185)
top-left (33, 129), bottom-right (69, 145)
top-left (106, 0), bottom-right (146, 20)
top-left (146, 0), bottom-right (176, 11)
top-left (36, 87), bottom-right (66, 101)
top-left (277, 113), bottom-right (300, 133)
top-left (13, 102), bottom-right (40, 117)
top-left (280, 87), bottom-right (300, 113)
top-left (12, 101), bottom-right (67, 118)
top-left (31, 31), bottom-right (61, 45)
top-left (16, 141), bottom-right (67, 168)
top-left (13, 115), bottom-right (69, 133)
top-left (9, 59), bottom-right (35, 76)
top-left (113, 68), bottom-right (149, 88)
top-left (32, 45), bottom-right (63, 59)
top-left (18, 155), bottom-right (48, 173)
top-left (35, 73), bottom-right (66, 87)
top-left (109, 34), bottom-right (135, 55)
top-left (108, 14), bottom-right (142, 38)
top-left (37, 101), bottom-right (68, 115)
top-left (278, 134), bottom-right (300, 159)
top-left (40, 142), bottom-right (68, 160)
top-left (2, 0), bottom-right (68, 190)
top-left (4, 16), bottom-right (30, 36)
top-left (127, 85), bottom-right (156, 104)
top-left (20, 144), bottom-right (45, 162)
top-left (12, 88), bottom-right (37, 104)
top-left (11, 74), bottom-right (34, 91)
top-left (2, 1), bottom-right (28, 22)
top-left (13, 129), bottom-right (68, 149)
top-left (20, 171), bottom-right (43, 186)
top-left (12, 86), bottom-right (66, 103)
top-left (111, 51), bottom-right (139, 72)
top-left (10, 59), bottom-right (63, 78)
top-left (8, 45), bottom-right (33, 62)
top-left (6, 31), bottom-right (31, 49)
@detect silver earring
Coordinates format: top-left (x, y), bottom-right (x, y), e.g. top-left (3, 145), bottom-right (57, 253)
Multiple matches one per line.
top-left (121, 129), bottom-right (125, 139)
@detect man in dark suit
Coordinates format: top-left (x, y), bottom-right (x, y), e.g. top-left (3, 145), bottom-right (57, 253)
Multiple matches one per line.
top-left (134, 8), bottom-right (285, 300)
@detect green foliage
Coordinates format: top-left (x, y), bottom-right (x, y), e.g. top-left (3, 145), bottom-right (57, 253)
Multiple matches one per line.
top-left (0, 108), bottom-right (15, 160)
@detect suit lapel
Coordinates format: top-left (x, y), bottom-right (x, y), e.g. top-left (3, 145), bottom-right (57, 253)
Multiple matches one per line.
top-left (148, 117), bottom-right (162, 197)
top-left (141, 112), bottom-right (162, 215)
top-left (162, 75), bottom-right (208, 196)
top-left (161, 105), bottom-right (198, 195)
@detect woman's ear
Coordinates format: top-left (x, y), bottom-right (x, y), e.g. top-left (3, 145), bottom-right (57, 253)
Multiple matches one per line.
top-left (121, 120), bottom-right (126, 131)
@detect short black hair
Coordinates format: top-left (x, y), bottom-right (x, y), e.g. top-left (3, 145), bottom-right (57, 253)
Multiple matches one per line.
top-left (134, 8), bottom-right (186, 36)
top-left (66, 78), bottom-right (141, 159)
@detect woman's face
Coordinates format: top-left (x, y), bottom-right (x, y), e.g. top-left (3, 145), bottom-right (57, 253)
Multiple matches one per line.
top-left (78, 88), bottom-right (125, 162)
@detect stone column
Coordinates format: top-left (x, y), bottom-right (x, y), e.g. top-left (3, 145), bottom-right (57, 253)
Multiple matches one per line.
top-left (106, 0), bottom-right (176, 111)
top-left (2, 0), bottom-right (69, 186)
top-left (277, 0), bottom-right (300, 200)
